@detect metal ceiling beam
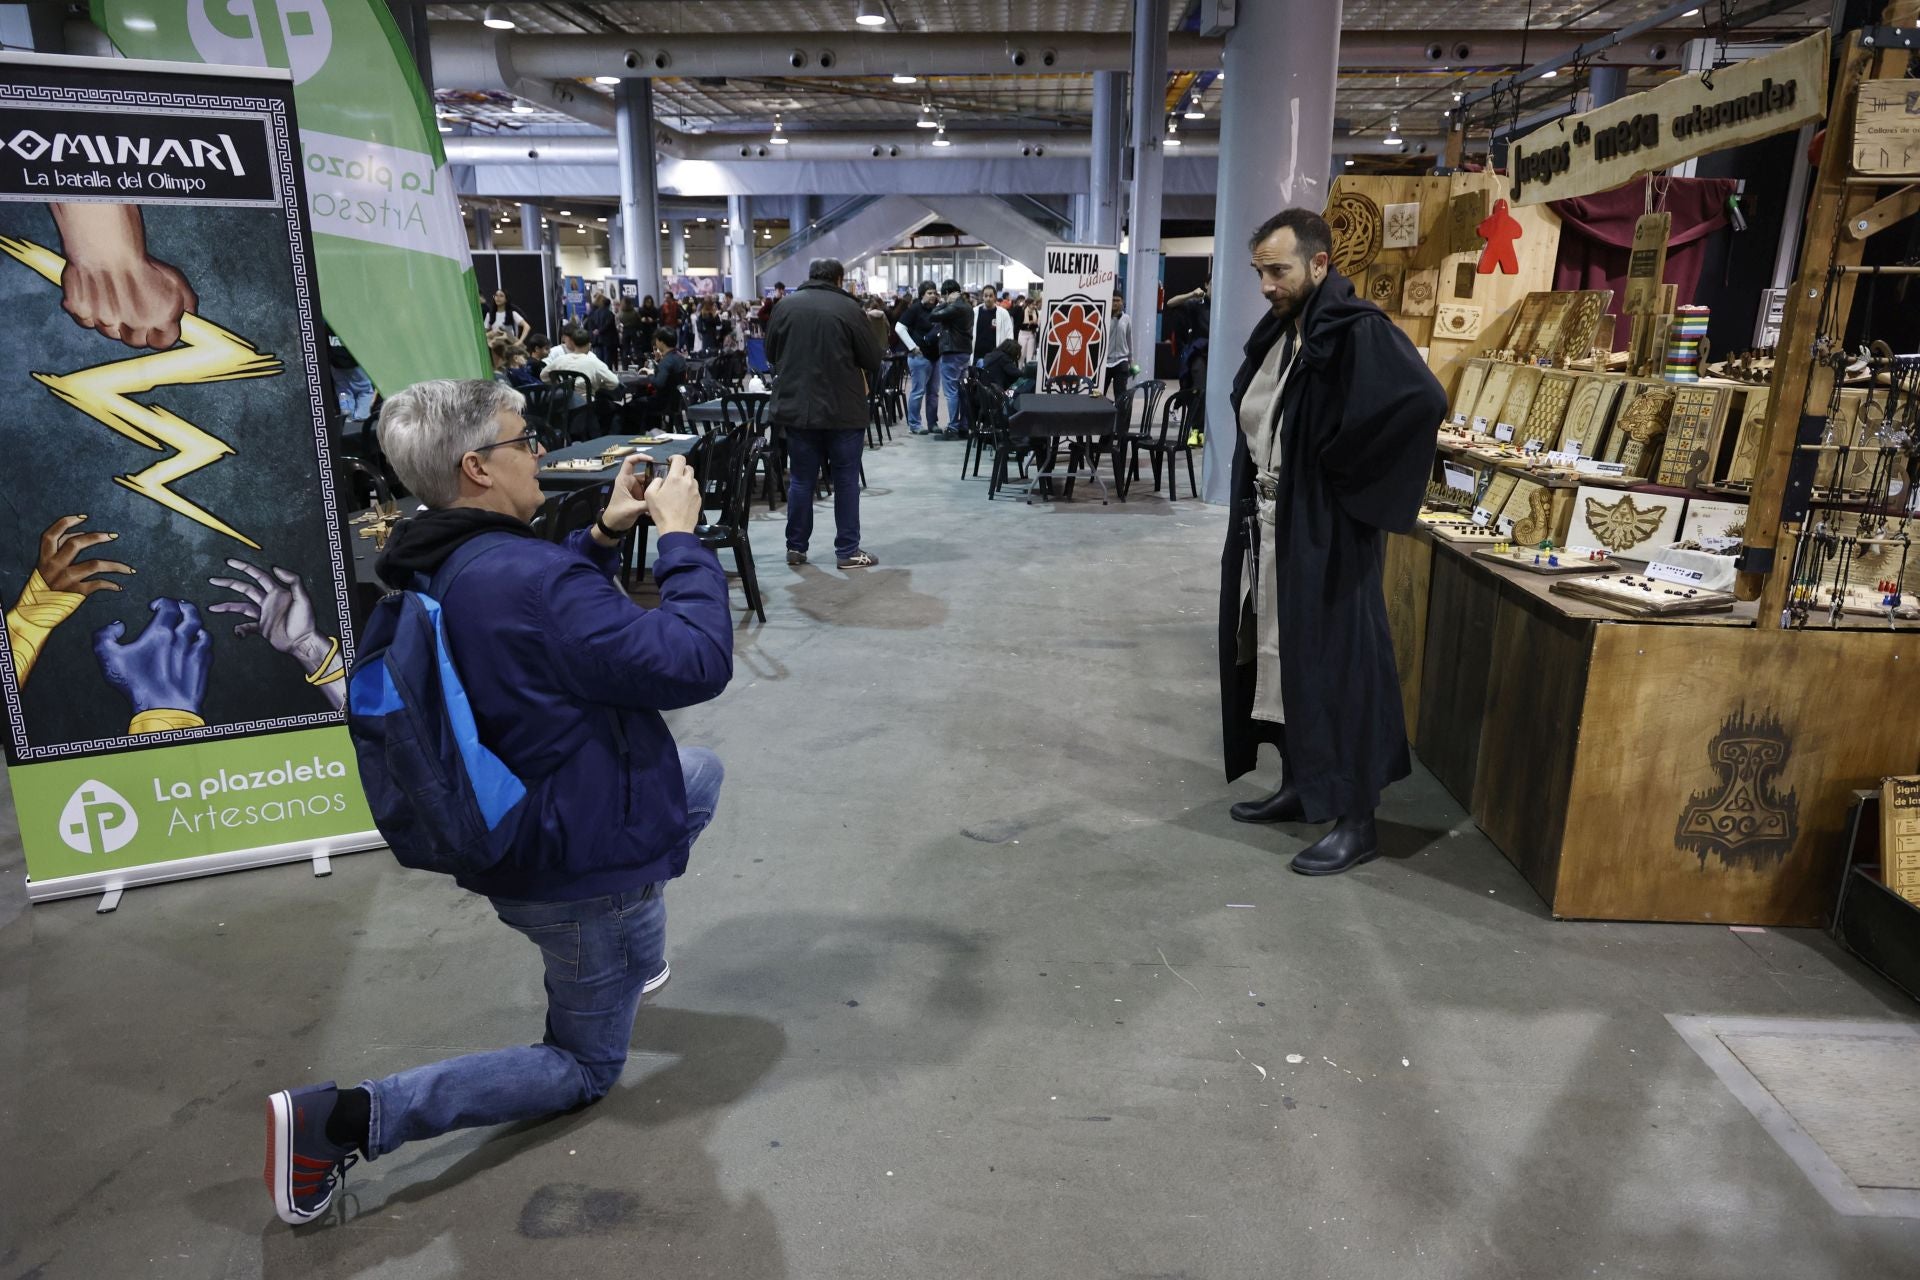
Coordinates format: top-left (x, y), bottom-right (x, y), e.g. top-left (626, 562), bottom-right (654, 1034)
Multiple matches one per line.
top-left (442, 131), bottom-right (1451, 165)
top-left (426, 22), bottom-right (1800, 88)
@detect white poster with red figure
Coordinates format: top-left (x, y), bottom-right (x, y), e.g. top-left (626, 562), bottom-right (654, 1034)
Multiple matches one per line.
top-left (1038, 243), bottom-right (1118, 393)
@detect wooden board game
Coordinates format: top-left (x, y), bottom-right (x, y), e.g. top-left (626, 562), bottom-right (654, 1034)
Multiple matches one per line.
top-left (1550, 572), bottom-right (1735, 616)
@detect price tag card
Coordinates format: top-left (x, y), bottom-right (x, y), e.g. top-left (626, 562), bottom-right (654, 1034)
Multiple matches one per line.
top-left (1575, 458), bottom-right (1628, 477)
top-left (1496, 515), bottom-right (1516, 537)
top-left (1523, 439), bottom-right (1544, 457)
top-left (1699, 535), bottom-right (1742, 553)
top-left (1545, 450), bottom-right (1578, 466)
top-left (1646, 560), bottom-right (1708, 586)
top-left (1444, 462), bottom-right (1476, 492)
top-left (1471, 507), bottom-right (1493, 527)
top-left (1494, 422), bottom-right (1516, 443)
top-left (1565, 440), bottom-right (1582, 456)
top-left (1470, 415), bottom-right (1489, 435)
top-left (1451, 412), bottom-right (1467, 425)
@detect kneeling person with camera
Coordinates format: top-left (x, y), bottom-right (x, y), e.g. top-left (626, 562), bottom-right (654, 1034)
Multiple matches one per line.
top-left (262, 379), bottom-right (733, 1225)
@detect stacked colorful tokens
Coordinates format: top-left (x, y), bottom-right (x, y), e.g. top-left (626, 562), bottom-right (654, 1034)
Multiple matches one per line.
top-left (1665, 306), bottom-right (1710, 382)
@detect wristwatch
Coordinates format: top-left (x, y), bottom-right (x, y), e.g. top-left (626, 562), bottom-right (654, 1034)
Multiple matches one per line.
top-left (594, 512), bottom-right (624, 541)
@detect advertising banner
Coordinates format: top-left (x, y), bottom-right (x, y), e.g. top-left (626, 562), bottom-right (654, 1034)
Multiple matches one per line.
top-left (1037, 242), bottom-right (1118, 392)
top-left (96, 0), bottom-right (492, 391)
top-left (0, 53), bottom-right (380, 902)
top-left (1506, 31), bottom-right (1829, 207)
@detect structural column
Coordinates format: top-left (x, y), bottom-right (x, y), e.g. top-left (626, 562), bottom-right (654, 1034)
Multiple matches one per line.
top-left (1090, 69), bottom-right (1125, 245)
top-left (1587, 65), bottom-right (1627, 108)
top-left (728, 195), bottom-right (756, 295)
top-left (1125, 0), bottom-right (1169, 319)
top-left (608, 215), bottom-right (626, 276)
top-left (472, 207), bottom-right (493, 251)
top-left (519, 202), bottom-right (541, 249)
top-left (615, 79), bottom-right (661, 296)
top-left (788, 196), bottom-right (811, 235)
top-left (667, 218), bottom-right (688, 273)
top-left (1201, 0), bottom-right (1340, 504)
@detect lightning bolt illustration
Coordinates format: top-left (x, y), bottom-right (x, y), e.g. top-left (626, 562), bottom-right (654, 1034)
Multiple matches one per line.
top-left (0, 235), bottom-right (280, 548)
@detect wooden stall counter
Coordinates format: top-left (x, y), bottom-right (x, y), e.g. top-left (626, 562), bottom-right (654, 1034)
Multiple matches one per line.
top-left (1388, 527), bottom-right (1920, 926)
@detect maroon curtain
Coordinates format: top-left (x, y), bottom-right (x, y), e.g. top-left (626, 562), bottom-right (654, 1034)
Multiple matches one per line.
top-left (1549, 176), bottom-right (1739, 348)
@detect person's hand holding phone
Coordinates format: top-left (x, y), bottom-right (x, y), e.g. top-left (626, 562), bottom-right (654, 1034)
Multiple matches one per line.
top-left (639, 454), bottom-right (703, 536)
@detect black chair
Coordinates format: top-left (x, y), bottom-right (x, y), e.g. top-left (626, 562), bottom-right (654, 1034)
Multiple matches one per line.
top-left (520, 383), bottom-right (572, 452)
top-left (1110, 379), bottom-right (1165, 497)
top-left (342, 456), bottom-right (392, 511)
top-left (546, 482), bottom-right (612, 543)
top-left (546, 371), bottom-right (598, 443)
top-left (722, 393), bottom-right (781, 510)
top-left (983, 392), bottom-right (1033, 500)
top-left (880, 354), bottom-right (908, 427)
top-left (1134, 388), bottom-right (1202, 500)
top-left (962, 378), bottom-right (1008, 480)
top-left (695, 428), bottom-right (766, 623)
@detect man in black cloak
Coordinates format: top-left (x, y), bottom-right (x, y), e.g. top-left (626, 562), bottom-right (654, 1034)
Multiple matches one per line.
top-left (1218, 209), bottom-right (1445, 874)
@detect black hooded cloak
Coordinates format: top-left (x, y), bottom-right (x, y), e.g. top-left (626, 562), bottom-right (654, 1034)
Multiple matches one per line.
top-left (1217, 270), bottom-right (1445, 820)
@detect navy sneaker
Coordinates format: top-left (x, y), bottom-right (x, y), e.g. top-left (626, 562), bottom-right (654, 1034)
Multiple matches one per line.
top-left (264, 1081), bottom-right (359, 1224)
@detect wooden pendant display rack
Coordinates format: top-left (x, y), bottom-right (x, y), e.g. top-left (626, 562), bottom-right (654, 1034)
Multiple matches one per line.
top-left (1381, 16), bottom-right (1920, 925)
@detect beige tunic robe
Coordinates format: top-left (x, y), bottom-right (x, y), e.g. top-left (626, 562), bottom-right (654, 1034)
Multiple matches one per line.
top-left (1235, 326), bottom-right (1299, 724)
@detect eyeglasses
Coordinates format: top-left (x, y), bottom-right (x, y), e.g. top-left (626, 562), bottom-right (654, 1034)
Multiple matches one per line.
top-left (472, 431), bottom-right (542, 458)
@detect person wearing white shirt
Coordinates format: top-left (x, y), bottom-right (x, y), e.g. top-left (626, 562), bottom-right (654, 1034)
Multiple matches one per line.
top-left (541, 327), bottom-right (621, 404)
top-left (970, 284), bottom-right (1014, 365)
top-left (1105, 296), bottom-right (1135, 403)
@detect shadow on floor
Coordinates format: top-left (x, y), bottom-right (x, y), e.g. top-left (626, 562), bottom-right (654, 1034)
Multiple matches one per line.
top-left (782, 565), bottom-right (949, 629)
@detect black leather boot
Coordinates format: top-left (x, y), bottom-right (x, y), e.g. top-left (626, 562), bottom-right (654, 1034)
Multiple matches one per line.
top-left (1230, 782), bottom-right (1306, 825)
top-left (1289, 813), bottom-right (1379, 875)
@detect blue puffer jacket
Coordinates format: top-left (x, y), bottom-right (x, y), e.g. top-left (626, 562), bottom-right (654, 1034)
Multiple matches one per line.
top-left (377, 509), bottom-right (733, 901)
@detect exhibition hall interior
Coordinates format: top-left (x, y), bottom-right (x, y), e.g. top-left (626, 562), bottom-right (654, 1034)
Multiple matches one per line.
top-left (6, 0), bottom-right (1920, 1275)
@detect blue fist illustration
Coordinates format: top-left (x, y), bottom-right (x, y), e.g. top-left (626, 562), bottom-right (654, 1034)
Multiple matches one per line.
top-left (92, 597), bottom-right (213, 714)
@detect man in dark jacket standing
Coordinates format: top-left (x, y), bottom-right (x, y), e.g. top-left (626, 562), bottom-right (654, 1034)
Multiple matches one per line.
top-left (895, 280), bottom-right (943, 434)
top-left (768, 258), bottom-right (884, 568)
top-left (930, 279), bottom-right (973, 438)
top-left (1218, 209), bottom-right (1444, 876)
top-left (261, 378), bottom-right (733, 1224)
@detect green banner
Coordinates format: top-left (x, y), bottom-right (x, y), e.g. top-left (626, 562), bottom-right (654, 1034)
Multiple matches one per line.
top-left (12, 727), bottom-right (374, 882)
top-left (96, 0), bottom-right (491, 391)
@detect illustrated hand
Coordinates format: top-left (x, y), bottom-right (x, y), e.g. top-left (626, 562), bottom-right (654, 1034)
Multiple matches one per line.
top-left (36, 515), bottom-right (133, 597)
top-left (208, 559), bottom-right (344, 708)
top-left (207, 559), bottom-right (317, 655)
top-left (50, 203), bottom-right (199, 349)
top-left (92, 598), bottom-right (212, 715)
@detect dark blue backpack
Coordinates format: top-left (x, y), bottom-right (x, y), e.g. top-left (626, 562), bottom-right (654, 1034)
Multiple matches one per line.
top-left (346, 534), bottom-right (527, 876)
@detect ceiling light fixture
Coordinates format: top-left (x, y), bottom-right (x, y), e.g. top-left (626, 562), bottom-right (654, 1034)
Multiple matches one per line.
top-left (769, 115), bottom-right (789, 145)
top-left (597, 216), bottom-right (608, 222)
top-left (855, 0), bottom-right (887, 26)
top-left (482, 4), bottom-right (516, 30)
top-left (931, 123), bottom-right (951, 147)
top-left (1164, 118), bottom-right (1182, 148)
top-left (697, 216), bottom-right (708, 222)
top-left (1382, 113), bottom-right (1402, 146)
top-left (1184, 93), bottom-right (1204, 120)
top-left (509, 102), bottom-right (535, 115)
top-left (1541, 69), bottom-right (1558, 79)
top-left (560, 208), bottom-right (572, 215)
top-left (893, 73), bottom-right (918, 84)
top-left (917, 103), bottom-right (938, 128)
top-left (1344, 157), bottom-right (1356, 166)
top-left (594, 75), bottom-right (620, 86)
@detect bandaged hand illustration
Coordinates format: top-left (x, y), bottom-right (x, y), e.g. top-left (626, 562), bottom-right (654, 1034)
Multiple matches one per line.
top-left (4, 515), bottom-right (134, 686)
top-left (208, 559), bottom-right (346, 710)
top-left (50, 203), bottom-right (198, 350)
top-left (93, 597), bottom-right (213, 735)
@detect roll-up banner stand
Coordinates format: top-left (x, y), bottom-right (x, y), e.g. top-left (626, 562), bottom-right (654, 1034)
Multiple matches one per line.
top-left (1038, 243), bottom-right (1119, 392)
top-left (0, 53), bottom-right (382, 905)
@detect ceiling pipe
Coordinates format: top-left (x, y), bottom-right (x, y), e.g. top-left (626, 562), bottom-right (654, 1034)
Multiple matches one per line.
top-left (443, 131), bottom-right (1452, 166)
top-left (425, 22), bottom-right (1808, 88)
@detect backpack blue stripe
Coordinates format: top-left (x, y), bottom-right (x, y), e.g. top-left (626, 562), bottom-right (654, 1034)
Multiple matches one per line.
top-left (347, 658), bottom-right (405, 717)
top-left (419, 594), bottom-right (528, 830)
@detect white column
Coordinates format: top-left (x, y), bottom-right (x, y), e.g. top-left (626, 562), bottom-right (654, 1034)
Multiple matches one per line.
top-left (616, 79), bottom-right (661, 296)
top-left (728, 195), bottom-right (756, 295)
top-left (1201, 0), bottom-right (1341, 504)
top-left (518, 202), bottom-right (540, 248)
top-left (1125, 0), bottom-right (1169, 319)
top-left (1090, 69), bottom-right (1125, 245)
top-left (668, 218), bottom-right (688, 273)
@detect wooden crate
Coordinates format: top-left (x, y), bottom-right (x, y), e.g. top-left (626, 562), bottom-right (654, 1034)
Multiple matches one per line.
top-left (1384, 530), bottom-right (1434, 733)
top-left (1553, 625), bottom-right (1920, 924)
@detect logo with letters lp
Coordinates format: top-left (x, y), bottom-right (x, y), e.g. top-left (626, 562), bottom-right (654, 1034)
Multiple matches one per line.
top-left (58, 781), bottom-right (139, 856)
top-left (189, 0), bottom-right (334, 85)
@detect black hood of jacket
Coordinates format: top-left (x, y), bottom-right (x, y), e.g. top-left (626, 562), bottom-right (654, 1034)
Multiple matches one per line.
top-left (376, 507), bottom-right (536, 590)
top-left (1239, 271), bottom-right (1376, 382)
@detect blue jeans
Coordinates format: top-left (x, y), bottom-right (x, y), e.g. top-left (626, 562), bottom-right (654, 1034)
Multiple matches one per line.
top-left (337, 366), bottom-right (375, 423)
top-left (907, 353), bottom-right (936, 431)
top-left (784, 429), bottom-right (863, 559)
top-left (939, 353), bottom-right (968, 428)
top-left (361, 746), bottom-right (724, 1159)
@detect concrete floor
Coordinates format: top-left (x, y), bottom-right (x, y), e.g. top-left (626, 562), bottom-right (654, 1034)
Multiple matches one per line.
top-left (3, 434), bottom-right (1918, 1280)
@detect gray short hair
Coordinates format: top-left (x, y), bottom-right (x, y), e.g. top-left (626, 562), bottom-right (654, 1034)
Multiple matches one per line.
top-left (807, 257), bottom-right (845, 285)
top-left (379, 379), bottom-right (524, 508)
